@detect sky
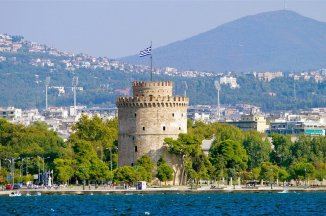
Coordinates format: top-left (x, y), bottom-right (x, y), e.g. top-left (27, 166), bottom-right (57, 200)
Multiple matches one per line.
top-left (1, 0), bottom-right (326, 58)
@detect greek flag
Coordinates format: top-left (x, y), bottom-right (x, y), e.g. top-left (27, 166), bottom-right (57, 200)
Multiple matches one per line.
top-left (139, 46), bottom-right (152, 57)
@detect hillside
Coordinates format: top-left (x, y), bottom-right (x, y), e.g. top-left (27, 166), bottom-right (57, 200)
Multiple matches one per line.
top-left (2, 33), bottom-right (326, 111)
top-left (121, 10), bottom-right (326, 72)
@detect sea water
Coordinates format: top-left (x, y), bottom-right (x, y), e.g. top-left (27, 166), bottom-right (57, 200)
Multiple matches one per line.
top-left (1, 192), bottom-right (326, 215)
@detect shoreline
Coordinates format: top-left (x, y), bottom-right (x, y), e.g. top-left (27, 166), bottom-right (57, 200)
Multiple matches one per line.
top-left (1, 186), bottom-right (326, 196)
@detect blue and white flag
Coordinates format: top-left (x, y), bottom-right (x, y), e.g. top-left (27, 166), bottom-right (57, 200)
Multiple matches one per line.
top-left (139, 46), bottom-right (152, 57)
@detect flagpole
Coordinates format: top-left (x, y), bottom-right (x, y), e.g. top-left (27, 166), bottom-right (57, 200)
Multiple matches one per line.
top-left (150, 41), bottom-right (153, 81)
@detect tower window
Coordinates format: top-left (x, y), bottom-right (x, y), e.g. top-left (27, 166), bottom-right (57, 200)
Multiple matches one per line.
top-left (143, 127), bottom-right (145, 131)
top-left (163, 126), bottom-right (166, 131)
top-left (181, 113), bottom-right (184, 117)
top-left (172, 113), bottom-right (174, 117)
top-left (179, 127), bottom-right (181, 130)
top-left (132, 136), bottom-right (135, 140)
top-left (134, 113), bottom-right (137, 117)
top-left (135, 146), bottom-right (138, 152)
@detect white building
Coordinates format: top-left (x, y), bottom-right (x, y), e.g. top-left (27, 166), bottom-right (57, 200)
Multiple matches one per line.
top-left (220, 76), bottom-right (239, 89)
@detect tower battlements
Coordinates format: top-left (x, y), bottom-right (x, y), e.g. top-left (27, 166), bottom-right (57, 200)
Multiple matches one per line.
top-left (132, 81), bottom-right (173, 87)
top-left (117, 96), bottom-right (189, 103)
top-left (132, 81), bottom-right (173, 97)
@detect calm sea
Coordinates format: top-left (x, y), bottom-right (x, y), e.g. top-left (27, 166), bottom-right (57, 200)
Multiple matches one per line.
top-left (1, 192), bottom-right (326, 215)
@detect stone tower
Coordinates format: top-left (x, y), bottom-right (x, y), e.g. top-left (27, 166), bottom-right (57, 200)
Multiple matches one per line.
top-left (116, 81), bottom-right (189, 175)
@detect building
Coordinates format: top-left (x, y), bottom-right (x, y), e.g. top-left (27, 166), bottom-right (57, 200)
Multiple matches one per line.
top-left (267, 121), bottom-right (325, 136)
top-left (220, 76), bottom-right (239, 89)
top-left (257, 72), bottom-right (283, 82)
top-left (228, 114), bottom-right (269, 133)
top-left (116, 81), bottom-right (189, 184)
top-left (0, 107), bottom-right (22, 121)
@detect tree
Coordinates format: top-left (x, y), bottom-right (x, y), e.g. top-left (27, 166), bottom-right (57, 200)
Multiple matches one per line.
top-left (137, 155), bottom-right (155, 182)
top-left (270, 134), bottom-right (293, 167)
top-left (135, 166), bottom-right (148, 182)
top-left (259, 162), bottom-right (280, 183)
top-left (243, 131), bottom-right (271, 169)
top-left (156, 163), bottom-right (174, 185)
top-left (53, 158), bottom-right (75, 184)
top-left (209, 139), bottom-right (248, 178)
top-left (72, 140), bottom-right (110, 183)
top-left (314, 162), bottom-right (326, 181)
top-left (165, 133), bottom-right (210, 185)
top-left (113, 166), bottom-right (136, 184)
top-left (70, 115), bottom-right (118, 162)
top-left (289, 162), bottom-right (315, 184)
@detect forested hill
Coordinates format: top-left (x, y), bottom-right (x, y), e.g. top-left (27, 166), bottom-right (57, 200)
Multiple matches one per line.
top-left (122, 10), bottom-right (326, 72)
top-left (2, 33), bottom-right (326, 111)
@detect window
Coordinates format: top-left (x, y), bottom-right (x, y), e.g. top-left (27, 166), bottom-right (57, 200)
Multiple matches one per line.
top-left (163, 126), bottom-right (166, 131)
top-left (179, 127), bottom-right (181, 130)
top-left (143, 127), bottom-right (145, 131)
top-left (172, 113), bottom-right (174, 117)
top-left (132, 136), bottom-right (135, 140)
top-left (181, 113), bottom-right (184, 117)
top-left (134, 113), bottom-right (137, 117)
top-left (135, 146), bottom-right (138, 152)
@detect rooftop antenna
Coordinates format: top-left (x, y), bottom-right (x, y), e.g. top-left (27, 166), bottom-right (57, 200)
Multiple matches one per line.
top-left (214, 80), bottom-right (221, 121)
top-left (182, 81), bottom-right (188, 97)
top-left (72, 76), bottom-right (79, 114)
top-left (45, 77), bottom-right (50, 110)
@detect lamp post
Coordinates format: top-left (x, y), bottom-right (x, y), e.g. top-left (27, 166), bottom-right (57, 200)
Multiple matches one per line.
top-left (5, 158), bottom-right (16, 186)
top-left (97, 146), bottom-right (104, 161)
top-left (270, 168), bottom-right (273, 189)
top-left (19, 158), bottom-right (29, 177)
top-left (304, 166), bottom-right (307, 189)
top-left (38, 156), bottom-right (50, 185)
top-left (108, 147), bottom-right (112, 172)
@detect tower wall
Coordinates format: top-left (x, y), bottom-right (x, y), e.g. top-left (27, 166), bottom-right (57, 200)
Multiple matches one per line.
top-left (117, 81), bottom-right (189, 185)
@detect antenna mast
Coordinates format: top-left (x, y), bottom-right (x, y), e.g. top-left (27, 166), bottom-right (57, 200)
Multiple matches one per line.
top-left (293, 79), bottom-right (296, 101)
top-left (214, 80), bottom-right (221, 121)
top-left (45, 77), bottom-right (50, 110)
top-left (72, 76), bottom-right (79, 114)
top-left (182, 81), bottom-right (188, 97)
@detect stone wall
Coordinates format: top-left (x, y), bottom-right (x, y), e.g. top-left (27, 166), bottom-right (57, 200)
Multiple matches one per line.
top-left (117, 81), bottom-right (189, 185)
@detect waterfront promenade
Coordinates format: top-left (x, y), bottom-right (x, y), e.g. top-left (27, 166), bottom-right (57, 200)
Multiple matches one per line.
top-left (1, 185), bottom-right (326, 196)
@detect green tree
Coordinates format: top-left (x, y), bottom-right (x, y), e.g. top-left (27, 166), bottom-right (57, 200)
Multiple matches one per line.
top-left (53, 158), bottom-right (75, 184)
top-left (113, 166), bottom-right (136, 184)
top-left (259, 162), bottom-right (280, 183)
top-left (270, 134), bottom-right (293, 167)
top-left (209, 139), bottom-right (248, 178)
top-left (156, 163), bottom-right (174, 185)
top-left (71, 115), bottom-right (118, 162)
top-left (314, 162), bottom-right (326, 181)
top-left (289, 162), bottom-right (315, 185)
top-left (137, 155), bottom-right (155, 182)
top-left (165, 133), bottom-right (210, 185)
top-left (243, 131), bottom-right (271, 169)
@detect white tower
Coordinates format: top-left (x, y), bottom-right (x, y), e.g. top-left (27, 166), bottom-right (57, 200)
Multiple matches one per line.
top-left (214, 80), bottom-right (221, 120)
top-left (45, 77), bottom-right (50, 110)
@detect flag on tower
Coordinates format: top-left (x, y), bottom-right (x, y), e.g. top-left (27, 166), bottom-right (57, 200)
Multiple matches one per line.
top-left (139, 45), bottom-right (152, 57)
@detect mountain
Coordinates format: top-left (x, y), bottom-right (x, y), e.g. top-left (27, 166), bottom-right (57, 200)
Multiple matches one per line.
top-left (121, 10), bottom-right (326, 72)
